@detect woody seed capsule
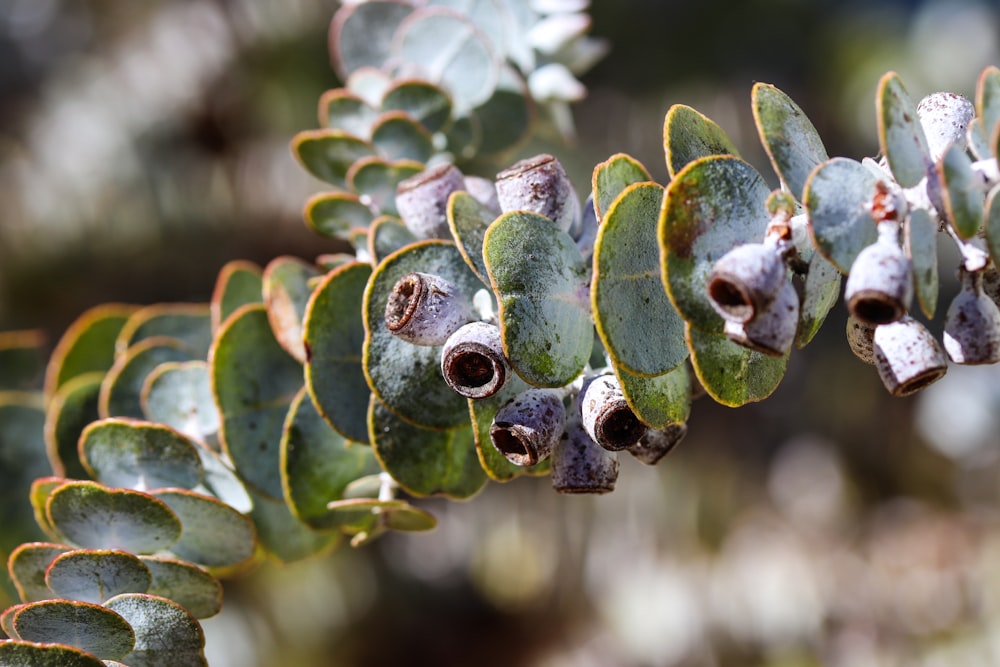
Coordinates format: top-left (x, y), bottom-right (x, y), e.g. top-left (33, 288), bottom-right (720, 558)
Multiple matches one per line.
top-left (440, 321), bottom-right (511, 399)
top-left (846, 315), bottom-right (877, 365)
top-left (495, 153), bottom-right (581, 235)
top-left (723, 278), bottom-right (799, 357)
top-left (708, 242), bottom-right (787, 324)
top-left (627, 423), bottom-right (687, 465)
top-left (579, 374), bottom-right (647, 451)
top-left (384, 272), bottom-right (471, 346)
top-left (550, 418), bottom-right (619, 494)
top-left (396, 164), bottom-right (466, 239)
top-left (943, 269), bottom-right (1000, 365)
top-left (873, 316), bottom-right (948, 396)
top-left (489, 388), bottom-right (565, 466)
top-left (845, 221), bottom-right (912, 325)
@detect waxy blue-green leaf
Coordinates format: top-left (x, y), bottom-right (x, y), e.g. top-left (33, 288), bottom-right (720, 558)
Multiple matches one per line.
top-left (790, 213), bottom-right (842, 347)
top-left (192, 445), bottom-right (252, 514)
top-left (484, 212), bottom-right (592, 387)
top-left (663, 104), bottom-right (739, 179)
top-left (291, 130), bottom-right (373, 187)
top-left (659, 155), bottom-right (771, 332)
top-left (878, 72), bottom-right (931, 188)
top-left (368, 216), bottom-right (418, 265)
top-left (907, 207), bottom-right (939, 318)
top-left (985, 186), bottom-right (1000, 269)
top-left (98, 338), bottom-right (193, 420)
top-left (939, 142), bottom-right (985, 239)
top-left (281, 387), bottom-right (379, 530)
top-left (139, 556), bottom-right (222, 620)
top-left (326, 498), bottom-right (436, 547)
top-left (347, 157), bottom-right (423, 216)
top-left (0, 393), bottom-right (53, 549)
top-left (44, 372), bottom-right (102, 479)
top-left (381, 78), bottom-right (453, 134)
top-left (615, 361), bottom-right (691, 430)
top-left (153, 490), bottom-right (256, 573)
top-left (44, 304), bottom-right (135, 398)
top-left (304, 262), bottom-right (373, 444)
top-left (330, 0), bottom-right (414, 79)
top-left (968, 117), bottom-right (994, 161)
top-left (594, 182), bottom-right (688, 377)
top-left (8, 542), bottom-right (72, 603)
top-left (115, 305), bottom-right (211, 360)
top-left (79, 418), bottom-right (204, 491)
top-left (977, 65), bottom-right (1000, 157)
top-left (140, 361), bottom-right (219, 441)
top-left (45, 550), bottom-right (151, 604)
top-left (466, 373), bottom-right (549, 482)
top-left (804, 157), bottom-right (879, 274)
top-left (392, 7), bottom-right (499, 113)
top-left (318, 89), bottom-right (378, 139)
top-left (47, 482), bottom-right (181, 554)
top-left (30, 478), bottom-right (65, 542)
top-left (248, 487), bottom-right (339, 563)
top-left (471, 64), bottom-right (534, 158)
top-left (210, 260), bottom-right (263, 332)
top-left (212, 304), bottom-right (303, 500)
top-left (11, 600), bottom-right (134, 661)
top-left (316, 253), bottom-right (360, 272)
top-left (369, 397), bottom-right (486, 499)
top-left (686, 323), bottom-right (788, 407)
top-left (752, 82), bottom-right (829, 202)
top-left (303, 192), bottom-right (374, 240)
top-left (363, 241), bottom-right (482, 430)
top-left (0, 640), bottom-right (107, 667)
top-left (447, 191), bottom-right (496, 285)
top-left (104, 593), bottom-right (206, 667)
top-left (371, 111), bottom-right (434, 163)
top-left (444, 113), bottom-right (482, 160)
top-left (592, 153), bottom-right (652, 222)
top-left (0, 329), bottom-right (45, 390)
top-left (262, 256), bottom-right (321, 364)
top-left (347, 67), bottom-right (393, 107)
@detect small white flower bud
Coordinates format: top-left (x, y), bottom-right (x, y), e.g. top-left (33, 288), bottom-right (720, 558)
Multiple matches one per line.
top-left (396, 164), bottom-right (466, 239)
top-left (495, 153), bottom-right (581, 235)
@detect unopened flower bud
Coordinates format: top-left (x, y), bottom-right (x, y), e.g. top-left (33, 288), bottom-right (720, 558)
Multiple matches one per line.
top-left (550, 418), bottom-right (619, 494)
top-left (846, 315), bottom-right (877, 365)
top-left (943, 269), bottom-right (1000, 365)
top-left (489, 388), bottom-right (565, 466)
top-left (441, 321), bottom-right (511, 399)
top-left (845, 222), bottom-right (912, 325)
top-left (579, 374), bottom-right (647, 451)
top-left (384, 272), bottom-right (471, 345)
top-left (873, 316), bottom-right (947, 396)
top-left (396, 164), bottom-right (466, 239)
top-left (708, 242), bottom-right (787, 324)
top-left (627, 423), bottom-right (687, 465)
top-left (917, 92), bottom-right (975, 163)
top-left (495, 153), bottom-right (581, 235)
top-left (723, 279), bottom-right (799, 357)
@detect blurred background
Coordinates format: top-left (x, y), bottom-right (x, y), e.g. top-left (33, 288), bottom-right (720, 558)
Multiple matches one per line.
top-left (2, 0), bottom-right (1000, 665)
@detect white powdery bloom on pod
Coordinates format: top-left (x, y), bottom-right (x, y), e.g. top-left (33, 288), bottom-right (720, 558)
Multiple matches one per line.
top-left (708, 242), bottom-right (787, 324)
top-left (723, 279), bottom-right (799, 358)
top-left (943, 270), bottom-right (1000, 365)
top-left (873, 316), bottom-right (948, 397)
top-left (396, 163), bottom-right (466, 240)
top-left (550, 417), bottom-right (619, 494)
top-left (846, 315), bottom-right (877, 365)
top-left (917, 92), bottom-right (975, 164)
top-left (440, 321), bottom-right (511, 399)
top-left (627, 422), bottom-right (688, 466)
top-left (845, 221), bottom-right (913, 325)
top-left (495, 153), bottom-right (581, 236)
top-left (462, 175), bottom-right (501, 216)
top-left (489, 388), bottom-right (566, 466)
top-left (384, 271), bottom-right (472, 346)
top-left (578, 373), bottom-right (647, 451)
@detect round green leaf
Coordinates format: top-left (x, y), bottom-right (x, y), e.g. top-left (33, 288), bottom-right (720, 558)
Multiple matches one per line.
top-left (30, 478), bottom-right (66, 542)
top-left (347, 157), bottom-right (423, 217)
top-left (363, 240), bottom-right (482, 430)
top-left (471, 64), bottom-right (534, 158)
top-left (79, 418), bottom-right (204, 491)
top-left (614, 361), bottom-right (691, 430)
top-left (484, 212), bottom-right (593, 387)
top-left (212, 304), bottom-right (303, 500)
top-left (369, 397), bottom-right (486, 499)
top-left (663, 104), bottom-right (739, 179)
top-left (104, 593), bottom-right (206, 667)
top-left (303, 192), bottom-right (375, 240)
top-left (139, 556), bottom-right (222, 620)
top-left (906, 207), bottom-right (939, 319)
top-left (304, 262), bottom-right (373, 444)
top-left (211, 261), bottom-right (263, 332)
top-left (659, 155), bottom-right (771, 332)
top-left (594, 182), bottom-right (688, 377)
top-left (0, 395), bottom-right (54, 550)
top-left (153, 490), bottom-right (256, 572)
top-left (281, 387), bottom-right (380, 530)
top-left (45, 550), bottom-right (151, 604)
top-left (141, 361), bottom-right (219, 441)
top-left (381, 78), bottom-right (453, 134)
top-left (318, 88), bottom-right (378, 138)
top-left (804, 157), bottom-right (879, 274)
top-left (44, 304), bottom-right (135, 398)
top-left (193, 445), bottom-right (252, 514)
top-left (8, 542), bottom-right (72, 603)
top-left (44, 372), bottom-right (102, 479)
top-left (262, 256), bottom-right (321, 364)
top-left (371, 111), bottom-right (434, 163)
top-left (878, 71), bottom-right (931, 188)
top-left (347, 67), bottom-right (393, 108)
top-left (248, 487), bottom-right (340, 563)
top-left (592, 153), bottom-right (653, 222)
top-left (99, 338), bottom-right (193, 420)
top-left (978, 65), bottom-right (1000, 136)
top-left (330, 0), bottom-right (414, 79)
top-left (0, 640), bottom-right (107, 667)
top-left (290, 129), bottom-right (373, 188)
top-left (12, 600), bottom-right (134, 661)
top-left (686, 323), bottom-right (788, 407)
top-left (939, 142), bottom-right (985, 239)
top-left (447, 191), bottom-right (495, 285)
top-left (115, 305), bottom-right (211, 360)
top-left (368, 216), bottom-right (418, 265)
top-left (792, 214), bottom-right (842, 348)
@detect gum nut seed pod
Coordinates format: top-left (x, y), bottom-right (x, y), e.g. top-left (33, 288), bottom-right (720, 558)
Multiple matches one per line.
top-left (551, 418), bottom-right (619, 494)
top-left (707, 242), bottom-right (787, 324)
top-left (579, 374), bottom-right (647, 451)
top-left (627, 423), bottom-right (687, 465)
top-left (384, 271), bottom-right (472, 345)
top-left (846, 315), bottom-right (877, 365)
top-left (917, 92), bottom-right (975, 163)
top-left (844, 222), bottom-right (913, 325)
top-left (396, 163), bottom-right (466, 239)
top-left (440, 321), bottom-right (511, 398)
top-left (722, 279), bottom-right (799, 357)
top-left (495, 153), bottom-right (581, 235)
top-left (873, 316), bottom-right (948, 397)
top-left (489, 388), bottom-right (566, 466)
top-left (462, 175), bottom-right (501, 216)
top-left (943, 270), bottom-right (1000, 365)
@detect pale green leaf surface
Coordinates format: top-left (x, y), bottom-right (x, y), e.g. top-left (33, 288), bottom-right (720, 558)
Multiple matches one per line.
top-left (104, 594), bottom-right (206, 667)
top-left (139, 556), bottom-right (222, 620)
top-left (615, 361), bottom-right (691, 429)
top-left (331, 1), bottom-right (414, 79)
top-left (12, 600), bottom-right (134, 661)
top-left (0, 640), bottom-right (107, 667)
top-left (153, 490), bottom-right (256, 571)
top-left (907, 207), bottom-right (939, 318)
top-left (291, 130), bottom-right (373, 187)
top-left (303, 192), bottom-right (374, 240)
top-left (44, 372), bottom-right (104, 479)
top-left (939, 142), bottom-right (984, 239)
top-left (79, 418), bottom-right (204, 491)
top-left (8, 542), bottom-right (72, 603)
top-left (663, 104), bottom-right (739, 179)
top-left (141, 362), bottom-right (219, 441)
top-left (99, 338), bottom-right (193, 420)
top-left (878, 72), bottom-right (931, 188)
top-left (752, 82), bottom-right (828, 202)
top-left (686, 324), bottom-right (787, 407)
top-left (592, 153), bottom-right (652, 222)
top-left (45, 550), bottom-right (151, 605)
top-left (211, 261), bottom-right (263, 332)
top-left (804, 157), bottom-right (879, 273)
top-left (380, 78), bottom-right (453, 134)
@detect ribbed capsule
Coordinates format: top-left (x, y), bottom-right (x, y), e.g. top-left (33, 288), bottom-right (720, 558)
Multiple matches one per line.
top-left (578, 374), bottom-right (647, 451)
top-left (396, 164), bottom-right (466, 239)
top-left (708, 242), bottom-right (787, 324)
top-left (495, 153), bottom-right (581, 235)
top-left (489, 388), bottom-right (566, 466)
top-left (627, 423), bottom-right (687, 465)
top-left (441, 321), bottom-right (511, 399)
top-left (845, 222), bottom-right (912, 325)
top-left (723, 278), bottom-right (799, 357)
top-left (550, 418), bottom-right (619, 494)
top-left (873, 316), bottom-right (948, 396)
top-left (943, 269), bottom-right (1000, 365)
top-left (846, 315), bottom-right (877, 365)
top-left (384, 272), bottom-right (471, 346)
